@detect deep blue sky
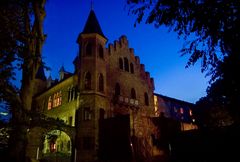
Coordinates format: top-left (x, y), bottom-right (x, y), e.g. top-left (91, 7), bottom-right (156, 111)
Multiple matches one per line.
top-left (42, 0), bottom-right (209, 103)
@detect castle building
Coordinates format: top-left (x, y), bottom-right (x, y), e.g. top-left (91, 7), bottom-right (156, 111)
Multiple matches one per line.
top-left (27, 9), bottom-right (197, 162)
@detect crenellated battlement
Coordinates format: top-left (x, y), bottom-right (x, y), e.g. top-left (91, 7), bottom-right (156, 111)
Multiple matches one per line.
top-left (114, 40), bottom-right (120, 50)
top-left (150, 78), bottom-right (155, 90)
top-left (108, 43), bottom-right (114, 54)
top-left (135, 56), bottom-right (140, 64)
top-left (119, 35), bottom-right (128, 47)
top-left (107, 35), bottom-right (155, 90)
top-left (140, 64), bottom-right (145, 73)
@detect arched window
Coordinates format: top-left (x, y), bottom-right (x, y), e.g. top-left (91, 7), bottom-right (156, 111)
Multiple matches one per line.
top-left (48, 96), bottom-right (52, 110)
top-left (71, 87), bottom-right (75, 100)
top-left (98, 73), bottom-right (104, 92)
top-left (53, 93), bottom-right (57, 107)
top-left (144, 92), bottom-right (149, 106)
top-left (68, 87), bottom-right (71, 102)
top-left (99, 45), bottom-right (104, 58)
top-left (130, 63), bottom-right (134, 74)
top-left (86, 43), bottom-right (92, 56)
top-left (119, 58), bottom-right (123, 70)
top-left (115, 83), bottom-right (120, 96)
top-left (58, 91), bottom-right (62, 106)
top-left (124, 57), bottom-right (129, 72)
top-left (85, 72), bottom-right (91, 90)
top-left (74, 86), bottom-right (78, 99)
top-left (131, 88), bottom-right (136, 99)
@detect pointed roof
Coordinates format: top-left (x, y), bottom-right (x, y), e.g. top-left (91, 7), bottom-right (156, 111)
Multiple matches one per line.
top-left (81, 10), bottom-right (106, 38)
top-left (59, 65), bottom-right (65, 72)
top-left (35, 65), bottom-right (46, 81)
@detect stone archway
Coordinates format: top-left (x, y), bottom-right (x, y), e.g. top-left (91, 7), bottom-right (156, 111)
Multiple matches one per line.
top-left (26, 126), bottom-right (75, 162)
top-left (41, 130), bottom-right (72, 162)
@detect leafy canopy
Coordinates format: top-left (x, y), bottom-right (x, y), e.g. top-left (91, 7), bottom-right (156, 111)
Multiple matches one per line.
top-left (127, 0), bottom-right (240, 77)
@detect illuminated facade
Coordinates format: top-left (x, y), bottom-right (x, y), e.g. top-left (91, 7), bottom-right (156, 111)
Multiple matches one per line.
top-left (26, 9), bottom-right (197, 162)
top-left (154, 94), bottom-right (198, 131)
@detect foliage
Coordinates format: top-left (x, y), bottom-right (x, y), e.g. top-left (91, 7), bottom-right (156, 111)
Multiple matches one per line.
top-left (0, 0), bottom-right (23, 112)
top-left (127, 0), bottom-right (240, 76)
top-left (195, 53), bottom-right (239, 127)
top-left (0, 0), bottom-right (47, 161)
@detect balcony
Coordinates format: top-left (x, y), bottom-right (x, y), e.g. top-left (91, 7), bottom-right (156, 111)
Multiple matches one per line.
top-left (113, 95), bottom-right (139, 107)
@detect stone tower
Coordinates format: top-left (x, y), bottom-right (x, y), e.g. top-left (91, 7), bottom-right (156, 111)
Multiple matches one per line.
top-left (75, 9), bottom-right (108, 162)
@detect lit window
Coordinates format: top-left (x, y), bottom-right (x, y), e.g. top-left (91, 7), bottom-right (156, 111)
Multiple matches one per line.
top-left (119, 58), bottom-right (123, 70)
top-left (124, 57), bottom-right (129, 72)
top-left (154, 96), bottom-right (158, 116)
top-left (52, 91), bottom-right (62, 108)
top-left (180, 108), bottom-right (184, 114)
top-left (189, 109), bottom-right (193, 116)
top-left (57, 91), bottom-right (62, 106)
top-left (48, 96), bottom-right (52, 110)
top-left (84, 72), bottom-right (91, 90)
top-left (98, 73), bottom-right (104, 92)
top-left (58, 91), bottom-right (62, 105)
top-left (53, 93), bottom-right (57, 107)
top-left (56, 92), bottom-right (60, 106)
top-left (50, 143), bottom-right (56, 153)
top-left (130, 63), bottom-right (134, 74)
top-left (84, 107), bottom-right (91, 120)
top-left (144, 92), bottom-right (149, 106)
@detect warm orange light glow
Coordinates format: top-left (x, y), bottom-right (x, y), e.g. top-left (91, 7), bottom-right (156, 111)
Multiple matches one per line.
top-left (47, 96), bottom-right (52, 110)
top-left (189, 109), bottom-right (193, 116)
top-left (180, 108), bottom-right (184, 114)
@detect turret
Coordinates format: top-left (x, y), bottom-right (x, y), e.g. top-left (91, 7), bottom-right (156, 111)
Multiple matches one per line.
top-left (75, 9), bottom-right (108, 162)
top-left (76, 9), bottom-right (107, 92)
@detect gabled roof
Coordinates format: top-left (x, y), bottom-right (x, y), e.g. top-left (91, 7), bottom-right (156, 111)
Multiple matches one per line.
top-left (81, 10), bottom-right (106, 38)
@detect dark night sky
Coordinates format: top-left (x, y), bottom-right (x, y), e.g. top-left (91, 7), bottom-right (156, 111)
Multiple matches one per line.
top-left (42, 0), bottom-right (209, 103)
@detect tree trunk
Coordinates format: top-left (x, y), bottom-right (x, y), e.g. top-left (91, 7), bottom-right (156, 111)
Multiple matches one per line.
top-left (8, 1), bottom-right (46, 161)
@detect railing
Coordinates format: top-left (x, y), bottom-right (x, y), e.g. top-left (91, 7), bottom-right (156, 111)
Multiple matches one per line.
top-left (114, 95), bottom-right (139, 107)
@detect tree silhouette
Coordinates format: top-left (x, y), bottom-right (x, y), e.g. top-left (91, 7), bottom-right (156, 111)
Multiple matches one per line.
top-left (127, 0), bottom-right (240, 125)
top-left (127, 0), bottom-right (240, 75)
top-left (0, 0), bottom-right (46, 161)
top-left (195, 54), bottom-right (239, 127)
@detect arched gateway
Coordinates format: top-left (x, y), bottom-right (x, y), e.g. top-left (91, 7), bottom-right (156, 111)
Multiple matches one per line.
top-left (26, 126), bottom-right (75, 162)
